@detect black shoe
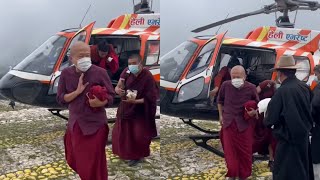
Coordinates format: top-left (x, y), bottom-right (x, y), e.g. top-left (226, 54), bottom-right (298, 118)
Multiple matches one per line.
top-left (128, 159), bottom-right (142, 166)
top-left (268, 160), bottom-right (274, 171)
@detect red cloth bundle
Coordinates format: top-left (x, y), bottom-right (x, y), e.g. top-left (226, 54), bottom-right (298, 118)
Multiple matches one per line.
top-left (244, 100), bottom-right (258, 121)
top-left (86, 85), bottom-right (108, 112)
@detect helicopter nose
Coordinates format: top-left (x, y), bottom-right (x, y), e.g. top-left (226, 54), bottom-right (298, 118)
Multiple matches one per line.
top-left (0, 73), bottom-right (15, 100)
top-left (0, 72), bottom-right (43, 104)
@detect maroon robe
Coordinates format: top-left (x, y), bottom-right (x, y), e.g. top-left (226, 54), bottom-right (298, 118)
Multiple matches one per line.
top-left (112, 68), bottom-right (158, 160)
top-left (64, 121), bottom-right (108, 180)
top-left (57, 65), bottom-right (115, 180)
top-left (254, 80), bottom-right (277, 155)
top-left (252, 114), bottom-right (273, 155)
top-left (90, 45), bottom-right (119, 75)
top-left (217, 81), bottom-right (259, 179)
top-left (258, 80), bottom-right (275, 100)
top-left (214, 66), bottom-right (231, 88)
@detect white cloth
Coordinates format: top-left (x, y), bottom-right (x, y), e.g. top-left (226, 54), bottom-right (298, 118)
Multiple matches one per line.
top-left (258, 98), bottom-right (271, 114)
top-left (314, 164), bottom-right (320, 180)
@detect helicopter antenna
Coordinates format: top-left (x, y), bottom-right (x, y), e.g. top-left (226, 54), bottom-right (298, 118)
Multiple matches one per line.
top-left (293, 9), bottom-right (298, 24)
top-left (215, 13), bottom-right (229, 35)
top-left (132, 0), bottom-right (135, 13)
top-left (79, 4), bottom-right (91, 28)
top-left (151, 0), bottom-right (154, 11)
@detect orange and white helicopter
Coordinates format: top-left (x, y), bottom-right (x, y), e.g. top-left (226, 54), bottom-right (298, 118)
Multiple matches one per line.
top-left (0, 0), bottom-right (160, 120)
top-left (160, 0), bottom-right (320, 157)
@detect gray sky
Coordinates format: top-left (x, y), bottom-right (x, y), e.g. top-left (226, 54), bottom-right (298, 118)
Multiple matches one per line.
top-left (161, 0), bottom-right (320, 55)
top-left (0, 0), bottom-right (159, 76)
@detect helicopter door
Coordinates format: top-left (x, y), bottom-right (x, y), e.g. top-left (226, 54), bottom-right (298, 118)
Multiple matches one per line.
top-left (48, 22), bottom-right (95, 95)
top-left (172, 32), bottom-right (227, 103)
top-left (59, 22), bottom-right (96, 71)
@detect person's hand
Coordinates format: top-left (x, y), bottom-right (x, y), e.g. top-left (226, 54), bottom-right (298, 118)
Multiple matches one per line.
top-left (86, 94), bottom-right (107, 108)
top-left (122, 99), bottom-right (137, 104)
top-left (75, 73), bottom-right (89, 95)
top-left (115, 86), bottom-right (125, 96)
top-left (209, 87), bottom-right (219, 98)
top-left (219, 116), bottom-right (223, 126)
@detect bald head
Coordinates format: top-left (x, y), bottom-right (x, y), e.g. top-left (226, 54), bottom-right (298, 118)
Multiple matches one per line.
top-left (230, 65), bottom-right (246, 79)
top-left (69, 41), bottom-right (90, 65)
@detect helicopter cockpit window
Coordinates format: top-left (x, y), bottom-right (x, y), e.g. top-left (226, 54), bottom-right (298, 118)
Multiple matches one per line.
top-left (59, 31), bottom-right (87, 71)
top-left (145, 40), bottom-right (160, 66)
top-left (160, 41), bottom-right (198, 82)
top-left (13, 35), bottom-right (67, 76)
top-left (187, 39), bottom-right (217, 78)
top-left (293, 56), bottom-right (310, 82)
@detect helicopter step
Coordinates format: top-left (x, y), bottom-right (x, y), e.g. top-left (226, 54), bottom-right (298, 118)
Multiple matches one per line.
top-left (189, 134), bottom-right (224, 158)
top-left (189, 134), bottom-right (269, 161)
top-left (48, 109), bottom-right (68, 120)
top-left (181, 118), bottom-right (218, 134)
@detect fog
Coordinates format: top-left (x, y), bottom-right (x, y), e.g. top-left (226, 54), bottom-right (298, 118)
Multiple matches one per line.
top-left (0, 0), bottom-right (159, 77)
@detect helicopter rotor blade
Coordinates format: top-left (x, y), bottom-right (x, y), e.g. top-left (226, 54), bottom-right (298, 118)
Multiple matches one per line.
top-left (191, 3), bottom-right (277, 33)
top-left (294, 0), bottom-right (320, 9)
top-left (296, 6), bottom-right (320, 10)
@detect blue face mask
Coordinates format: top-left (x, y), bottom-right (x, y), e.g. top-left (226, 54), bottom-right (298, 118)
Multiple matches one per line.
top-left (128, 65), bottom-right (140, 74)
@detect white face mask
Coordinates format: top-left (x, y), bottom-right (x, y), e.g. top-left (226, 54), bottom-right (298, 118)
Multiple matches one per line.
top-left (231, 78), bottom-right (244, 88)
top-left (76, 57), bottom-right (92, 72)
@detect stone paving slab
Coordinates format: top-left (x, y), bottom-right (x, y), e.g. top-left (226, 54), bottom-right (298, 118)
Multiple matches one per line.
top-left (0, 100), bottom-right (272, 180)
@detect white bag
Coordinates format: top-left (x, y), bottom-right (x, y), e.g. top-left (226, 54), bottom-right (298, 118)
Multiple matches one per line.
top-left (126, 90), bottom-right (137, 100)
top-left (258, 98), bottom-right (271, 115)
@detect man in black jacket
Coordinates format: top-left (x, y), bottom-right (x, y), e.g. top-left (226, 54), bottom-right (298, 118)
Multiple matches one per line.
top-left (264, 55), bottom-right (314, 180)
top-left (312, 64), bottom-right (320, 180)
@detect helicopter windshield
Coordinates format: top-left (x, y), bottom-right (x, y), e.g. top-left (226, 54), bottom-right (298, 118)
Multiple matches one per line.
top-left (160, 41), bottom-right (198, 82)
top-left (14, 35), bottom-right (67, 76)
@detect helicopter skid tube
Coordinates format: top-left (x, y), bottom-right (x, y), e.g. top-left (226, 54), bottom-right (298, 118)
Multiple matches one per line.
top-left (189, 134), bottom-right (269, 161)
top-left (189, 134), bottom-right (224, 158)
top-left (48, 109), bottom-right (68, 120)
top-left (48, 109), bottom-right (160, 122)
top-left (181, 118), bottom-right (219, 134)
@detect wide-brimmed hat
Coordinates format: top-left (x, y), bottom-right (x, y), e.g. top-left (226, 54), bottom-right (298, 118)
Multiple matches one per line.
top-left (272, 55), bottom-right (300, 71)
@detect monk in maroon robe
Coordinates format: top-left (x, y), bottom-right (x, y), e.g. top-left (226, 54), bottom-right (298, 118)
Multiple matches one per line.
top-left (209, 55), bottom-right (241, 99)
top-left (217, 65), bottom-right (259, 180)
top-left (112, 54), bottom-right (158, 166)
top-left (90, 41), bottom-right (119, 78)
top-left (254, 80), bottom-right (277, 170)
top-left (57, 41), bottom-right (115, 180)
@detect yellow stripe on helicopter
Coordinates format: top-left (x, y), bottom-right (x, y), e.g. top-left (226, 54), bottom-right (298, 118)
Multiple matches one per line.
top-left (256, 26), bottom-right (270, 41)
top-left (223, 38), bottom-right (243, 44)
top-left (120, 14), bottom-right (132, 29)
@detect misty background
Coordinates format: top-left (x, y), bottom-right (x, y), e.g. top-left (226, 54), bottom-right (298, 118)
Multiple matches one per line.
top-left (161, 0), bottom-right (320, 55)
top-left (0, 0), bottom-right (159, 78)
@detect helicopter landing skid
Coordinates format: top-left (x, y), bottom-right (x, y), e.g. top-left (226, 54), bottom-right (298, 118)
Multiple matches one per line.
top-left (48, 109), bottom-right (160, 123)
top-left (189, 133), bottom-right (224, 158)
top-left (48, 109), bottom-right (68, 120)
top-left (189, 134), bottom-right (269, 161)
top-left (181, 118), bottom-right (218, 134)
top-left (47, 109), bottom-right (118, 123)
